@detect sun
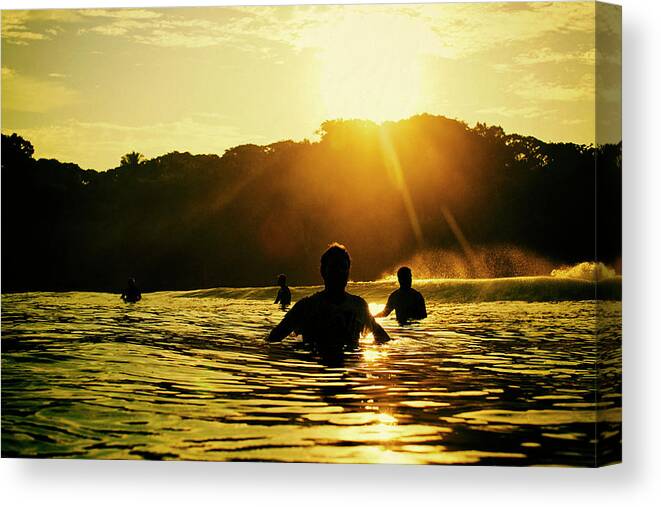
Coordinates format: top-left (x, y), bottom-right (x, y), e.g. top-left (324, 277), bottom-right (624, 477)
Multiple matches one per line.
top-left (316, 14), bottom-right (425, 122)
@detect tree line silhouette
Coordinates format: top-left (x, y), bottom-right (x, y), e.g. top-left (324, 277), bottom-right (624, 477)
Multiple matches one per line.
top-left (1, 114), bottom-right (621, 293)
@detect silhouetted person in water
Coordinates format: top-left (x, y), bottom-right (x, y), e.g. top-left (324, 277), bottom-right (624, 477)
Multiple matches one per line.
top-left (376, 267), bottom-right (426, 323)
top-left (121, 277), bottom-right (141, 303)
top-left (268, 243), bottom-right (390, 358)
top-left (274, 274), bottom-right (292, 306)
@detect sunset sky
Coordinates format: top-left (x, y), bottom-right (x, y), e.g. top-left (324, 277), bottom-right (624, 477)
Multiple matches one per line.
top-left (2, 1), bottom-right (620, 171)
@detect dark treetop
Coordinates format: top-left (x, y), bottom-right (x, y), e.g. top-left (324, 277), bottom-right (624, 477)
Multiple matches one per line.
top-left (1, 115), bottom-right (621, 293)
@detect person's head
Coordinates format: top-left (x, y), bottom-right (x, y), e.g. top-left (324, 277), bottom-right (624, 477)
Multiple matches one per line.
top-left (320, 243), bottom-right (351, 293)
top-left (277, 274), bottom-right (287, 287)
top-left (128, 277), bottom-right (136, 288)
top-left (397, 266), bottom-right (413, 289)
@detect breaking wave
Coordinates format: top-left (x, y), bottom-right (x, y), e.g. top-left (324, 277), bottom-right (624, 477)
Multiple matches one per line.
top-left (551, 261), bottom-right (617, 281)
top-left (180, 275), bottom-right (621, 303)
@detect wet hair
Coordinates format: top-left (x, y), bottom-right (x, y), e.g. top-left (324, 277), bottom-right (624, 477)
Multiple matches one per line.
top-left (320, 243), bottom-right (351, 271)
top-left (397, 266), bottom-right (412, 279)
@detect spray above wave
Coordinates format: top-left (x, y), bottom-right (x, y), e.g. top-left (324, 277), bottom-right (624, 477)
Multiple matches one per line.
top-left (379, 247), bottom-right (555, 280)
top-left (550, 261), bottom-right (618, 281)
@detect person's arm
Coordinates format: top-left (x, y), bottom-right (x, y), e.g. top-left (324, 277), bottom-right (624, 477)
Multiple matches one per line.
top-left (274, 289), bottom-right (281, 304)
top-left (364, 301), bottom-right (390, 343)
top-left (370, 318), bottom-right (391, 343)
top-left (374, 293), bottom-right (395, 318)
top-left (419, 292), bottom-right (427, 318)
top-left (267, 300), bottom-right (302, 342)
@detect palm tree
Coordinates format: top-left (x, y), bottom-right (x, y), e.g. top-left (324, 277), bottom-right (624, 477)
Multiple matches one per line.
top-left (120, 151), bottom-right (144, 168)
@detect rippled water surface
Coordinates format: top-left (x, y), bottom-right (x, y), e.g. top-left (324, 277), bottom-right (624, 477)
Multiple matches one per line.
top-left (2, 282), bottom-right (621, 465)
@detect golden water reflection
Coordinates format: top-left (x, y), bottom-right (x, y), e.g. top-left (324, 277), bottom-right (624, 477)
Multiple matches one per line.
top-left (1, 292), bottom-right (621, 465)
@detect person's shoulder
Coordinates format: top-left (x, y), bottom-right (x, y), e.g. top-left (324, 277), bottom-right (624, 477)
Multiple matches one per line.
top-left (347, 293), bottom-right (367, 303)
top-left (293, 291), bottom-right (322, 308)
top-left (286, 294), bottom-right (313, 319)
top-left (347, 293), bottom-right (370, 311)
top-left (387, 288), bottom-right (401, 301)
top-left (293, 293), bottom-right (311, 305)
top-left (306, 291), bottom-right (325, 301)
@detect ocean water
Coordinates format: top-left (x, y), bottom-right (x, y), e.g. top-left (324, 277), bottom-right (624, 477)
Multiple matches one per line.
top-left (1, 277), bottom-right (621, 466)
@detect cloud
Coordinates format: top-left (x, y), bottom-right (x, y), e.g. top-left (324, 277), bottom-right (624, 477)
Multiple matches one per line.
top-left (218, 3), bottom-right (598, 63)
top-left (3, 3), bottom-right (598, 60)
top-left (392, 2), bottom-right (594, 59)
top-left (78, 10), bottom-right (300, 51)
top-left (2, 30), bottom-right (47, 45)
top-left (80, 9), bottom-right (163, 20)
top-left (131, 26), bottom-right (228, 49)
top-left (509, 74), bottom-right (594, 102)
top-left (86, 24), bottom-right (131, 37)
top-left (513, 47), bottom-right (595, 66)
top-left (1, 11), bottom-right (48, 45)
top-left (0, 9), bottom-right (84, 45)
top-left (477, 105), bottom-right (555, 120)
top-left (80, 16), bottom-right (233, 48)
top-left (1, 67), bottom-right (79, 113)
top-left (560, 118), bottom-right (587, 126)
top-left (0, 8), bottom-right (161, 46)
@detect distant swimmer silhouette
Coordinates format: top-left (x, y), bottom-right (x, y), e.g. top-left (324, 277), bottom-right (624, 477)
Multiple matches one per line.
top-left (268, 243), bottom-right (390, 357)
top-left (274, 274), bottom-right (292, 307)
top-left (121, 277), bottom-right (142, 303)
top-left (376, 266), bottom-right (427, 323)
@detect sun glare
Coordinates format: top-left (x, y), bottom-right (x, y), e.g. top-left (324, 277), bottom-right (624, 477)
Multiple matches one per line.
top-left (317, 15), bottom-right (425, 122)
top-left (369, 302), bottom-right (386, 316)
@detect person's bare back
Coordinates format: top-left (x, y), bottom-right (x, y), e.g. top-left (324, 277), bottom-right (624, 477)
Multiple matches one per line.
top-left (268, 244), bottom-right (390, 357)
top-left (376, 267), bottom-right (427, 323)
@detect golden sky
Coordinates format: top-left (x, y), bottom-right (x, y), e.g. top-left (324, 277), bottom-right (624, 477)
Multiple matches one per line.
top-left (1, 2), bottom-right (621, 171)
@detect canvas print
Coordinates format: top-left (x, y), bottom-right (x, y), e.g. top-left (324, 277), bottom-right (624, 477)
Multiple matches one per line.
top-left (1, 1), bottom-right (621, 466)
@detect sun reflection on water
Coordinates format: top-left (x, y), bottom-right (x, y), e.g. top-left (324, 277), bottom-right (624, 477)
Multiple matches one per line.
top-left (368, 302), bottom-right (385, 315)
top-left (1, 292), bottom-right (622, 465)
top-left (362, 347), bottom-right (383, 362)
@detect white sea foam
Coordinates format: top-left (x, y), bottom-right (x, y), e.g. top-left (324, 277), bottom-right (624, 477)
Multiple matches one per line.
top-left (550, 261), bottom-right (617, 281)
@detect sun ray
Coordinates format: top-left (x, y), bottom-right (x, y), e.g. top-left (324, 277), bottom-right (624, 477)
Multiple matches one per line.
top-left (378, 127), bottom-right (424, 247)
